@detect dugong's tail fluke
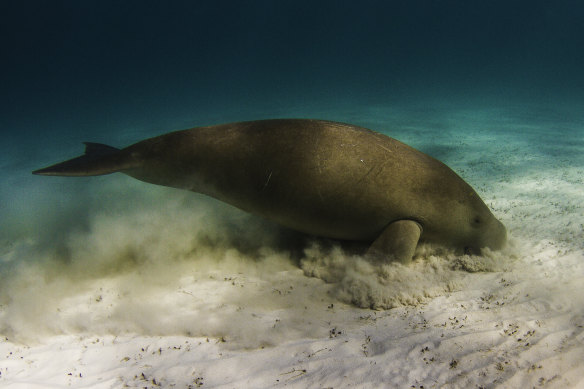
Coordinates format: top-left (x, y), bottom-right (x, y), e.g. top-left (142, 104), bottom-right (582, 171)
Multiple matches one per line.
top-left (33, 142), bottom-right (130, 176)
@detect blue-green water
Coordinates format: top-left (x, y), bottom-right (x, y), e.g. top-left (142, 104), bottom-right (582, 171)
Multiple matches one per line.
top-left (2, 0), bottom-right (582, 240)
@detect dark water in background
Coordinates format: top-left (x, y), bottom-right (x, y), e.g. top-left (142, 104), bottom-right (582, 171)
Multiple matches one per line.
top-left (2, 0), bottom-right (583, 134)
top-left (1, 0), bottom-right (583, 244)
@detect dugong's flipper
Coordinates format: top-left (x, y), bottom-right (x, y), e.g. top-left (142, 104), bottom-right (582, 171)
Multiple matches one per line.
top-left (366, 220), bottom-right (423, 264)
top-left (33, 143), bottom-right (129, 176)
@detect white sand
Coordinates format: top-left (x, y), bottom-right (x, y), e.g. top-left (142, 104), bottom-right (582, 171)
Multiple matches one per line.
top-left (1, 105), bottom-right (583, 388)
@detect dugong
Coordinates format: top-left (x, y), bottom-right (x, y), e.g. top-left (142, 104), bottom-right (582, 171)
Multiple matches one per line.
top-left (33, 119), bottom-right (506, 263)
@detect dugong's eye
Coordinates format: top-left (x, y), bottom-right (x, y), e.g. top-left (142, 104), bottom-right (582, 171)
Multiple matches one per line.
top-left (473, 217), bottom-right (481, 226)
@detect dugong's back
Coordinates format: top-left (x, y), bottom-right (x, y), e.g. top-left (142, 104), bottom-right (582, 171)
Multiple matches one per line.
top-left (124, 119), bottom-right (467, 241)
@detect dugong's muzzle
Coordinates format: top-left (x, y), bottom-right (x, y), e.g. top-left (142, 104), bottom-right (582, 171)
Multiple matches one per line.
top-left (483, 218), bottom-right (507, 251)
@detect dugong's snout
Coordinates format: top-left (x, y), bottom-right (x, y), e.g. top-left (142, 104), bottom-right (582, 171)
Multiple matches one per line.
top-left (483, 218), bottom-right (507, 252)
top-left (464, 217), bottom-right (506, 255)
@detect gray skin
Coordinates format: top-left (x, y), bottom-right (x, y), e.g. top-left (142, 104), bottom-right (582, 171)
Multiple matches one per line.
top-left (33, 119), bottom-right (507, 263)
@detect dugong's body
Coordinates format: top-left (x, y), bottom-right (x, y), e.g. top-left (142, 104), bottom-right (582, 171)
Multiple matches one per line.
top-left (34, 119), bottom-right (506, 262)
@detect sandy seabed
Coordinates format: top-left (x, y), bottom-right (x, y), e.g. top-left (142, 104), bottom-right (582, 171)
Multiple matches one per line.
top-left (1, 104), bottom-right (583, 388)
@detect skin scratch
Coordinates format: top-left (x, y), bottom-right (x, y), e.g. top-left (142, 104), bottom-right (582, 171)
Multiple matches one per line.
top-left (355, 156), bottom-right (394, 186)
top-left (262, 170), bottom-right (273, 190)
top-left (376, 142), bottom-right (395, 154)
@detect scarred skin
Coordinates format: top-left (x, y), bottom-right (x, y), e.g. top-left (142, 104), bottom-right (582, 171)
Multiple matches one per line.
top-left (33, 119), bottom-right (507, 257)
